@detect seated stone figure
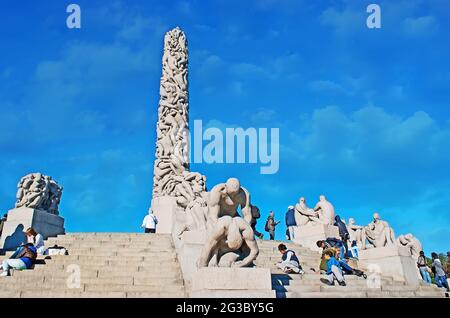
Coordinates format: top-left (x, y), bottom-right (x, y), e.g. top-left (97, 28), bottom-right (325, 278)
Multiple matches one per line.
top-left (313, 195), bottom-right (335, 226)
top-left (294, 197), bottom-right (320, 226)
top-left (361, 213), bottom-right (395, 249)
top-left (397, 233), bottom-right (422, 258)
top-left (197, 215), bottom-right (258, 268)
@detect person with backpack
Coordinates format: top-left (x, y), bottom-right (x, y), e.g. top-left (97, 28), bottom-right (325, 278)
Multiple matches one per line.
top-left (285, 206), bottom-right (297, 241)
top-left (334, 215), bottom-right (350, 258)
top-left (276, 244), bottom-right (304, 274)
top-left (0, 243), bottom-right (37, 277)
top-left (265, 211), bottom-right (280, 240)
top-left (250, 205), bottom-right (264, 239)
top-left (141, 208), bottom-right (158, 233)
top-left (431, 252), bottom-right (449, 291)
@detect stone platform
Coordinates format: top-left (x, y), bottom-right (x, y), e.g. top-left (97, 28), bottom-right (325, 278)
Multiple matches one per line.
top-left (0, 207), bottom-right (65, 251)
top-left (191, 268), bottom-right (274, 298)
top-left (293, 224), bottom-right (340, 252)
top-left (358, 245), bottom-right (421, 286)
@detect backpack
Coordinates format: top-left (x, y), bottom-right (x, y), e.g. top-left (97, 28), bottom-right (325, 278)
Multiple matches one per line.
top-left (264, 219), bottom-right (270, 232)
top-left (151, 214), bottom-right (158, 224)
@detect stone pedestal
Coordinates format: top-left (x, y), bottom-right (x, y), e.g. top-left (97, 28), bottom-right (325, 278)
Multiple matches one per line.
top-left (151, 196), bottom-right (179, 234)
top-left (174, 230), bottom-right (207, 288)
top-left (358, 245), bottom-right (420, 286)
top-left (293, 224), bottom-right (340, 252)
top-left (0, 207), bottom-right (65, 251)
top-left (190, 267), bottom-right (275, 298)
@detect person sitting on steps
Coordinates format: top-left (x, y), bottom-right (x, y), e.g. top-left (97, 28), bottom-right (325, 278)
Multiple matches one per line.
top-left (276, 244), bottom-right (304, 275)
top-left (316, 237), bottom-right (346, 261)
top-left (25, 227), bottom-right (45, 255)
top-left (0, 243), bottom-right (37, 277)
top-left (321, 249), bottom-right (346, 286)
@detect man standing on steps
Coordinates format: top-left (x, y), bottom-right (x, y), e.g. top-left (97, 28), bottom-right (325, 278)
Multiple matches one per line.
top-left (141, 208), bottom-right (158, 234)
top-left (285, 206), bottom-right (296, 241)
top-left (265, 211), bottom-right (280, 240)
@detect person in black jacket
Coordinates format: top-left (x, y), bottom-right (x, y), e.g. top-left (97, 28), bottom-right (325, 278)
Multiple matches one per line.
top-left (334, 215), bottom-right (350, 259)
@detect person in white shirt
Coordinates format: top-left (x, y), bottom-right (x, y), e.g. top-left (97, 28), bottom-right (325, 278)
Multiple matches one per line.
top-left (25, 227), bottom-right (46, 255)
top-left (141, 209), bottom-right (158, 233)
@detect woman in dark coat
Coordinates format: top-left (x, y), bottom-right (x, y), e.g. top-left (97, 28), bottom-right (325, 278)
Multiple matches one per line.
top-left (334, 215), bottom-right (350, 259)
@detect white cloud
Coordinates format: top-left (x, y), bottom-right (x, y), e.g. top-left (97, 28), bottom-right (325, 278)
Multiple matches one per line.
top-left (308, 80), bottom-right (348, 95)
top-left (403, 16), bottom-right (438, 36)
top-left (250, 108), bottom-right (277, 123)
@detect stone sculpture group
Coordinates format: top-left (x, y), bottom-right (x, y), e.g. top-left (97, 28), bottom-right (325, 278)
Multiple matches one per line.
top-left (294, 195), bottom-right (335, 226)
top-left (292, 195), bottom-right (422, 259)
top-left (15, 173), bottom-right (63, 215)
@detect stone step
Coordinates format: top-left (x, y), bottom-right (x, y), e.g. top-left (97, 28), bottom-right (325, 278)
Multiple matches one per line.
top-left (273, 285), bottom-right (321, 293)
top-left (13, 269), bottom-right (181, 279)
top-left (45, 249), bottom-right (176, 256)
top-left (256, 255), bottom-right (319, 260)
top-left (273, 278), bottom-right (395, 287)
top-left (2, 275), bottom-right (184, 286)
top-left (14, 290), bottom-right (185, 298)
top-left (0, 281), bottom-right (184, 292)
top-left (272, 273), bottom-right (358, 280)
top-left (413, 290), bottom-right (447, 298)
top-left (47, 242), bottom-right (172, 247)
top-left (365, 291), bottom-right (417, 298)
top-left (50, 233), bottom-right (169, 237)
top-left (34, 260), bottom-right (180, 272)
top-left (57, 232), bottom-right (170, 237)
top-left (44, 255), bottom-right (177, 262)
top-left (48, 237), bottom-right (172, 242)
top-left (44, 242), bottom-right (174, 248)
top-left (83, 283), bottom-right (184, 293)
top-left (288, 291), bottom-right (370, 298)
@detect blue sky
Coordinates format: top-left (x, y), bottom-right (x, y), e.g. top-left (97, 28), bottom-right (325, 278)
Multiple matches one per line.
top-left (1, 0), bottom-right (449, 253)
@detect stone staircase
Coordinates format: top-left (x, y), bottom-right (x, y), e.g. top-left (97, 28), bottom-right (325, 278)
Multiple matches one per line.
top-left (0, 234), bottom-right (446, 298)
top-left (0, 233), bottom-right (186, 298)
top-left (255, 239), bottom-right (447, 298)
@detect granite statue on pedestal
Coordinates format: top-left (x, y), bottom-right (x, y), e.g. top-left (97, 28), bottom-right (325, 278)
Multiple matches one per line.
top-left (15, 173), bottom-right (63, 215)
top-left (0, 173), bottom-right (65, 251)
